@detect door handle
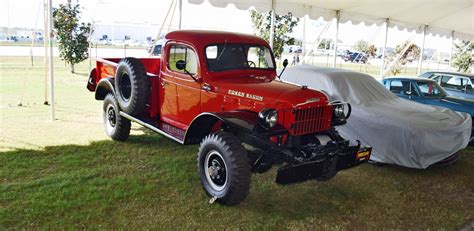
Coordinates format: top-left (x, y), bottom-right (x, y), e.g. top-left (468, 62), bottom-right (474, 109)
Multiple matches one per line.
top-left (202, 84), bottom-right (212, 92)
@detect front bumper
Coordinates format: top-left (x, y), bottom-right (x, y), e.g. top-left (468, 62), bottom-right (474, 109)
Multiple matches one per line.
top-left (275, 142), bottom-right (371, 184)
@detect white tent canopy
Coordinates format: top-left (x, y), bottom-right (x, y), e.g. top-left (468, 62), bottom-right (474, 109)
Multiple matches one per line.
top-left (188, 0), bottom-right (474, 40)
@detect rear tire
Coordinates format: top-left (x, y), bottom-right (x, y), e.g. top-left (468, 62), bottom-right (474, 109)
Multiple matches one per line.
top-left (103, 94), bottom-right (131, 141)
top-left (115, 57), bottom-right (149, 116)
top-left (197, 132), bottom-right (251, 205)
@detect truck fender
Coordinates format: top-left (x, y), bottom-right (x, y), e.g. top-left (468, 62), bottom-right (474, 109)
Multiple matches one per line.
top-left (95, 77), bottom-right (115, 100)
top-left (184, 110), bottom-right (258, 145)
top-left (87, 68), bottom-right (97, 92)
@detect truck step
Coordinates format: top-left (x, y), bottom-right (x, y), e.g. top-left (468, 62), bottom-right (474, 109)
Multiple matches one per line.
top-left (119, 112), bottom-right (185, 144)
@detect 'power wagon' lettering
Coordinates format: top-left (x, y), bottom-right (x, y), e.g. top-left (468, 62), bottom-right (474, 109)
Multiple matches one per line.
top-left (228, 89), bottom-right (264, 101)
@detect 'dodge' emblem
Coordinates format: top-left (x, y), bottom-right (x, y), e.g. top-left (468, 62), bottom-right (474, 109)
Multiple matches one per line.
top-left (305, 98), bottom-right (320, 103)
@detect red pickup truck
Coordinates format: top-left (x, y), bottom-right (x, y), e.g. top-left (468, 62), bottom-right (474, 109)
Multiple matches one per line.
top-left (87, 30), bottom-right (371, 205)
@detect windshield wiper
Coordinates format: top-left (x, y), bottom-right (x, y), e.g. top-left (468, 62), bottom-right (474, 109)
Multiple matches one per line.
top-left (216, 40), bottom-right (227, 60)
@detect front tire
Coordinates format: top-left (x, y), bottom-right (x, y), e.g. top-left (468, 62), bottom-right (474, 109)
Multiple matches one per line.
top-left (197, 132), bottom-right (251, 205)
top-left (103, 94), bottom-right (131, 141)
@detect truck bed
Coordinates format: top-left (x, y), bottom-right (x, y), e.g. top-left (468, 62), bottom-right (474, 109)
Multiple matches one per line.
top-left (93, 57), bottom-right (162, 80)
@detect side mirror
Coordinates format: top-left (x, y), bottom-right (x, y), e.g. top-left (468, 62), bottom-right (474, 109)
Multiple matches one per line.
top-left (175, 60), bottom-right (186, 70)
top-left (277, 59), bottom-right (289, 80)
top-left (405, 91), bottom-right (412, 95)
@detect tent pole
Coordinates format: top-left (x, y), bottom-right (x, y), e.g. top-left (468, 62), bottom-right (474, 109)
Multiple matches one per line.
top-left (269, 0), bottom-right (275, 49)
top-left (380, 18), bottom-right (389, 78)
top-left (302, 15), bottom-right (306, 63)
top-left (302, 21), bottom-right (331, 64)
top-left (417, 25), bottom-right (427, 75)
top-left (48, 0), bottom-right (55, 120)
top-left (150, 0), bottom-right (175, 57)
top-left (178, 0), bottom-right (182, 29)
top-left (332, 11), bottom-right (340, 68)
top-left (448, 31), bottom-right (454, 71)
top-left (43, 0), bottom-right (49, 105)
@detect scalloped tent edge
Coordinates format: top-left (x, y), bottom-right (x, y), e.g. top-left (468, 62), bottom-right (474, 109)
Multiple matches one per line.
top-left (188, 0), bottom-right (473, 41)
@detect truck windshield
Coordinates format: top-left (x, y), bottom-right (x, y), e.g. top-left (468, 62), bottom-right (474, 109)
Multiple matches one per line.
top-left (205, 44), bottom-right (275, 72)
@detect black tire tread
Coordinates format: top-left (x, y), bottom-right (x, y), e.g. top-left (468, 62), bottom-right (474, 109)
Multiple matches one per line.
top-left (104, 94), bottom-right (131, 141)
top-left (115, 57), bottom-right (149, 116)
top-left (197, 131), bottom-right (251, 205)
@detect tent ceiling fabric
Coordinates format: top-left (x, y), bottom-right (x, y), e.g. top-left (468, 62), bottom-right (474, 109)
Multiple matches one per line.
top-left (188, 0), bottom-right (473, 40)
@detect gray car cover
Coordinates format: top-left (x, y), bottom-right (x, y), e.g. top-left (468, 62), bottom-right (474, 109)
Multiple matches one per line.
top-left (281, 65), bottom-right (472, 169)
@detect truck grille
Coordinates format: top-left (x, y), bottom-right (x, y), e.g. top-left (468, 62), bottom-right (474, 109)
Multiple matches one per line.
top-left (287, 105), bottom-right (333, 135)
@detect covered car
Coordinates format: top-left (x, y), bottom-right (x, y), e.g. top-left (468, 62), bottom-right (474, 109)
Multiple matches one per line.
top-left (280, 65), bottom-right (472, 169)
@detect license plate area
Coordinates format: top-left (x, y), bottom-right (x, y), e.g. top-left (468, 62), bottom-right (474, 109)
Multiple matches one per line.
top-left (356, 148), bottom-right (371, 162)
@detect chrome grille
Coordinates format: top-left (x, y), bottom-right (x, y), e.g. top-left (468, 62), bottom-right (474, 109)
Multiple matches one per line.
top-left (290, 105), bottom-right (332, 135)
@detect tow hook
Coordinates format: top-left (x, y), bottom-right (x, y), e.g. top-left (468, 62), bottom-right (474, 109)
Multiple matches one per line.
top-left (209, 196), bottom-right (217, 204)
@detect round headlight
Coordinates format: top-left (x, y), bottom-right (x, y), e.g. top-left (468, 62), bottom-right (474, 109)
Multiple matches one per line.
top-left (334, 105), bottom-right (345, 118)
top-left (258, 108), bottom-right (278, 128)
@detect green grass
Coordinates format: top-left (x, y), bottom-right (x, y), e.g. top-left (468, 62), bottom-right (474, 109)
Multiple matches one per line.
top-left (1, 56), bottom-right (473, 229)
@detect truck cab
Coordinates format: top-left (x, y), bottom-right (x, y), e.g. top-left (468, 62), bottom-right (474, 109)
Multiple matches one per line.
top-left (88, 30), bottom-right (371, 205)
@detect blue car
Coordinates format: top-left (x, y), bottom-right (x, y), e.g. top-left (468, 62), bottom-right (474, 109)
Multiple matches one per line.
top-left (419, 71), bottom-right (474, 100)
top-left (381, 77), bottom-right (474, 118)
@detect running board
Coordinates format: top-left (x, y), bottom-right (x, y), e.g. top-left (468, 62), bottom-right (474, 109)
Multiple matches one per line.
top-left (119, 112), bottom-right (185, 144)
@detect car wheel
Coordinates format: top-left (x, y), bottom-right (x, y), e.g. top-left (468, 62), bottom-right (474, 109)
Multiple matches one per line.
top-left (197, 131), bottom-right (251, 205)
top-left (430, 153), bottom-right (459, 167)
top-left (115, 57), bottom-right (150, 116)
top-left (103, 93), bottom-right (131, 141)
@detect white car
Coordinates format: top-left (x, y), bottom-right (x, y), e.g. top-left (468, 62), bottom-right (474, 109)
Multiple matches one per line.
top-left (281, 65), bottom-right (472, 169)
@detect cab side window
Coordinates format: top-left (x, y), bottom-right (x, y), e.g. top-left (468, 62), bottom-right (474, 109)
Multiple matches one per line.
top-left (168, 45), bottom-right (198, 75)
top-left (442, 76), bottom-right (473, 91)
top-left (465, 78), bottom-right (474, 92)
top-left (431, 74), bottom-right (441, 82)
top-left (439, 75), bottom-right (453, 87)
top-left (389, 80), bottom-right (417, 95)
top-left (417, 81), bottom-right (441, 97)
top-left (389, 80), bottom-right (403, 93)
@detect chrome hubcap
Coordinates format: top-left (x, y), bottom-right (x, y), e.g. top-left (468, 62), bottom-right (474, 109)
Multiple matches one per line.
top-left (106, 105), bottom-right (116, 127)
top-left (205, 150), bottom-right (228, 191)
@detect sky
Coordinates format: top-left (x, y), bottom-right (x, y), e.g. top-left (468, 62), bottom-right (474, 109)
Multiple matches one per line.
top-left (0, 0), bottom-right (456, 52)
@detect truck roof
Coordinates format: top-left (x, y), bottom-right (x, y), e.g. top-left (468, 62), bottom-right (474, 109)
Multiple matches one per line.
top-left (165, 30), bottom-right (270, 48)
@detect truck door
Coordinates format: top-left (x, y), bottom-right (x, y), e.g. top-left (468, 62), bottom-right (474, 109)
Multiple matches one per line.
top-left (160, 43), bottom-right (201, 129)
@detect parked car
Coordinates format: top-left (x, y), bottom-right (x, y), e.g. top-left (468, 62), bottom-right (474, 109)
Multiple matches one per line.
top-left (420, 71), bottom-right (474, 100)
top-left (337, 49), bottom-right (349, 57)
top-left (343, 52), bottom-right (368, 63)
top-left (381, 77), bottom-right (474, 118)
top-left (288, 45), bottom-right (302, 53)
top-left (148, 44), bottom-right (162, 56)
top-left (87, 30), bottom-right (372, 205)
top-left (281, 65), bottom-right (472, 169)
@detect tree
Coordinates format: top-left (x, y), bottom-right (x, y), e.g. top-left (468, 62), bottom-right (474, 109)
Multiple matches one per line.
top-left (249, 10), bottom-right (299, 59)
top-left (53, 2), bottom-right (92, 73)
top-left (452, 41), bottom-right (474, 73)
top-left (366, 44), bottom-right (377, 58)
top-left (385, 40), bottom-right (420, 75)
top-left (318, 39), bottom-right (333, 50)
top-left (354, 40), bottom-right (369, 53)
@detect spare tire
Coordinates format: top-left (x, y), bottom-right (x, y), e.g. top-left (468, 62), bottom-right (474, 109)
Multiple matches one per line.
top-left (115, 57), bottom-right (150, 116)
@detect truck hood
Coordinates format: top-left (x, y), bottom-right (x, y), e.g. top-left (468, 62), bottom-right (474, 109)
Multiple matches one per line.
top-left (212, 77), bottom-right (329, 108)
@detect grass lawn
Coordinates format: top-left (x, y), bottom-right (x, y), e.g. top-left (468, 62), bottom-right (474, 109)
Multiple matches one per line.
top-left (1, 56), bottom-right (473, 229)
